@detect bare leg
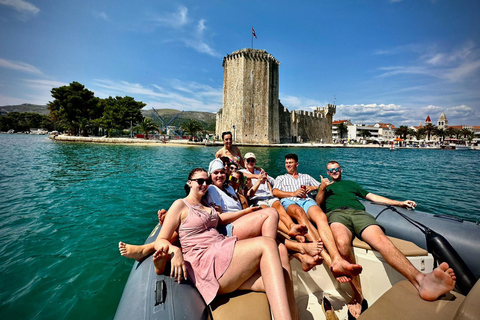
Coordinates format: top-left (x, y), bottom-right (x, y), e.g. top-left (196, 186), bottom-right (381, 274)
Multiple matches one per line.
top-left (330, 223), bottom-right (363, 318)
top-left (273, 201), bottom-right (307, 239)
top-left (285, 238), bottom-right (323, 256)
top-left (306, 206), bottom-right (362, 280)
top-left (118, 241), bottom-right (155, 261)
top-left (361, 225), bottom-right (456, 301)
top-left (232, 207), bottom-right (279, 239)
top-left (286, 204), bottom-right (320, 242)
top-left (218, 237), bottom-right (293, 320)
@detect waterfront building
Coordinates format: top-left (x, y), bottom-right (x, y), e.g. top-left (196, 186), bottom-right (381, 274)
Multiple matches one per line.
top-left (332, 119), bottom-right (352, 142)
top-left (215, 48), bottom-right (336, 144)
top-left (437, 111), bottom-right (448, 129)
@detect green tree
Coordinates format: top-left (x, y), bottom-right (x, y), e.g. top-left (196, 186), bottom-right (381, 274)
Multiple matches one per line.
top-left (0, 112), bottom-right (53, 132)
top-left (137, 118), bottom-right (158, 139)
top-left (414, 128), bottom-right (425, 141)
top-left (48, 82), bottom-right (99, 136)
top-left (337, 122), bottom-right (348, 139)
top-left (99, 96), bottom-right (145, 137)
top-left (461, 128), bottom-right (474, 141)
top-left (395, 125), bottom-right (409, 139)
top-left (424, 123), bottom-right (436, 141)
top-left (434, 127), bottom-right (446, 142)
top-left (182, 119), bottom-right (203, 141)
top-left (360, 130), bottom-right (372, 139)
top-left (446, 127), bottom-right (457, 139)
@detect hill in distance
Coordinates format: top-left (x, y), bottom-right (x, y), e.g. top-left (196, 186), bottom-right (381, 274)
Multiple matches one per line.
top-left (0, 104), bottom-right (217, 130)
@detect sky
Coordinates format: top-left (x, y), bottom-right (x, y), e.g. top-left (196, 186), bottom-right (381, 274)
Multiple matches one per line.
top-left (1, 0), bottom-right (479, 127)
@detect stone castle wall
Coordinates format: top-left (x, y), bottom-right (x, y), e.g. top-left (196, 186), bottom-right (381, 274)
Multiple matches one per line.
top-left (217, 48), bottom-right (335, 144)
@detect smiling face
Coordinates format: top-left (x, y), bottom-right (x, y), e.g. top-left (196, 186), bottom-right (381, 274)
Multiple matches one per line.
top-left (229, 171), bottom-right (242, 189)
top-left (285, 158), bottom-right (298, 174)
top-left (245, 157), bottom-right (256, 171)
top-left (210, 169), bottom-right (226, 188)
top-left (326, 162), bottom-right (342, 182)
top-left (189, 171), bottom-right (210, 195)
top-left (223, 133), bottom-right (233, 148)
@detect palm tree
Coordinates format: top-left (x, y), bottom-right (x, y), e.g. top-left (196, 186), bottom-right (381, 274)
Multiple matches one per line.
top-left (434, 127), bottom-right (446, 143)
top-left (424, 123), bottom-right (436, 141)
top-left (414, 128), bottom-right (425, 141)
top-left (395, 125), bottom-right (409, 139)
top-left (360, 130), bottom-right (372, 139)
top-left (182, 119), bottom-right (203, 141)
top-left (137, 118), bottom-right (158, 139)
top-left (461, 128), bottom-right (474, 142)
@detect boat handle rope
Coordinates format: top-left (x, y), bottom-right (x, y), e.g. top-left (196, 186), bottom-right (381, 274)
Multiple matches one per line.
top-left (374, 204), bottom-right (430, 235)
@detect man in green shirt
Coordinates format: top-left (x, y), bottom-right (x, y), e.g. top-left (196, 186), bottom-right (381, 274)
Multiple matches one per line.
top-left (316, 160), bottom-right (455, 319)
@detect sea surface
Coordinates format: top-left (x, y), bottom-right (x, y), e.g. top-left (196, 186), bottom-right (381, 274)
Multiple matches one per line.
top-left (1, 134), bottom-right (479, 319)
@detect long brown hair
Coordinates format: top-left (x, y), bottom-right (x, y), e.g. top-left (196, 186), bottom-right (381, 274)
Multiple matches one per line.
top-left (184, 168), bottom-right (208, 196)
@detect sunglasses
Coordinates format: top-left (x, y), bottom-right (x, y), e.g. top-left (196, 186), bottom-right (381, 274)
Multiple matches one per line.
top-left (327, 167), bottom-right (341, 173)
top-left (190, 178), bottom-right (211, 185)
top-left (246, 159), bottom-right (256, 163)
top-left (229, 165), bottom-right (238, 170)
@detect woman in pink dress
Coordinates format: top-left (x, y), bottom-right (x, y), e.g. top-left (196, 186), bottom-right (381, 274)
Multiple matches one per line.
top-left (121, 168), bottom-right (298, 320)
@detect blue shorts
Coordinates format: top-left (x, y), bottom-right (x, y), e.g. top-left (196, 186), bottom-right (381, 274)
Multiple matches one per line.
top-left (280, 198), bottom-right (318, 214)
top-left (218, 223), bottom-right (234, 237)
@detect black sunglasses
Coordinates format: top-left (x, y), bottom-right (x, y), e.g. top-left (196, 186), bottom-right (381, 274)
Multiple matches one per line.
top-left (190, 178), bottom-right (211, 185)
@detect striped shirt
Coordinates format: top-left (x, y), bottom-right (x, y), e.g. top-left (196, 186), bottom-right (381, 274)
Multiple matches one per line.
top-left (273, 173), bottom-right (320, 201)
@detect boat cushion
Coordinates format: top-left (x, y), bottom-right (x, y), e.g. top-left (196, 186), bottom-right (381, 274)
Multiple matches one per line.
top-left (358, 280), bottom-right (465, 320)
top-left (453, 279), bottom-right (480, 320)
top-left (353, 236), bottom-right (428, 256)
top-left (209, 291), bottom-right (271, 320)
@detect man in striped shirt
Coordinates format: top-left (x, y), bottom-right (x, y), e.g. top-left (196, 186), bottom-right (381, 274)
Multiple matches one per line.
top-left (273, 153), bottom-right (363, 280)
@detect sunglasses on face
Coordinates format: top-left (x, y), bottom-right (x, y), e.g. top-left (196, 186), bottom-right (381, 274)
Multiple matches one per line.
top-left (190, 178), bottom-right (211, 185)
top-left (246, 159), bottom-right (256, 163)
top-left (327, 167), bottom-right (341, 173)
top-left (230, 166), bottom-right (238, 170)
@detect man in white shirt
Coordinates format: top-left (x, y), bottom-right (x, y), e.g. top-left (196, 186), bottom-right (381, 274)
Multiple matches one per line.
top-left (273, 153), bottom-right (363, 281)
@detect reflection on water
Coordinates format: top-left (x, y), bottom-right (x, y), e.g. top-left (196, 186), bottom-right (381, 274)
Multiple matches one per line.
top-left (0, 134), bottom-right (479, 319)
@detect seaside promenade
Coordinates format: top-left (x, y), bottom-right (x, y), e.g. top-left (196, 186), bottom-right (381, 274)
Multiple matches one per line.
top-left (50, 134), bottom-right (399, 149)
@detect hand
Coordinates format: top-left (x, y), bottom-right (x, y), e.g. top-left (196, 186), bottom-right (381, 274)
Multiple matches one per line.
top-left (157, 209), bottom-right (167, 225)
top-left (294, 188), bottom-right (307, 198)
top-left (211, 204), bottom-right (223, 214)
top-left (319, 175), bottom-right (333, 191)
top-left (402, 200), bottom-right (417, 209)
top-left (251, 206), bottom-right (262, 212)
top-left (170, 247), bottom-right (187, 282)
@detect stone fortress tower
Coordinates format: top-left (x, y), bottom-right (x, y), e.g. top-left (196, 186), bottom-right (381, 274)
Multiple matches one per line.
top-left (216, 48), bottom-right (335, 144)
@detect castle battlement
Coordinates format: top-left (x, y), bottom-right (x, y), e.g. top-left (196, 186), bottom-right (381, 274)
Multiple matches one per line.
top-left (217, 49), bottom-right (335, 144)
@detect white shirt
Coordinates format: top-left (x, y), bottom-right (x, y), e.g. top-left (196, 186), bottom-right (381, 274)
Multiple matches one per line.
top-left (273, 173), bottom-right (320, 201)
top-left (205, 185), bottom-right (242, 212)
top-left (240, 168), bottom-right (275, 201)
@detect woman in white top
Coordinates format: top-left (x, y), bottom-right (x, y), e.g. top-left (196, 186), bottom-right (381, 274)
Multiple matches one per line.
top-left (205, 158), bottom-right (279, 240)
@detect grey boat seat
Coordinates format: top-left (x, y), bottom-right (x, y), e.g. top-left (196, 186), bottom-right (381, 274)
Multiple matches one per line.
top-left (358, 279), bottom-right (480, 320)
top-left (353, 236), bottom-right (428, 256)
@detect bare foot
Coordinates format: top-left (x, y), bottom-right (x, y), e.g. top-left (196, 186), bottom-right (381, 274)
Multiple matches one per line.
top-left (418, 262), bottom-right (456, 301)
top-left (153, 245), bottom-right (171, 275)
top-left (294, 253), bottom-right (323, 271)
top-left (347, 299), bottom-right (362, 319)
top-left (158, 209), bottom-right (167, 225)
top-left (330, 258), bottom-right (362, 282)
top-left (295, 235), bottom-right (306, 243)
top-left (299, 240), bottom-right (324, 256)
top-left (288, 223), bottom-right (307, 238)
top-left (118, 241), bottom-right (155, 261)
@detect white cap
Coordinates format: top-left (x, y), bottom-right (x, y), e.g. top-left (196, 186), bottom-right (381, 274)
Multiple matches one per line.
top-left (208, 158), bottom-right (225, 174)
top-left (244, 152), bottom-right (256, 160)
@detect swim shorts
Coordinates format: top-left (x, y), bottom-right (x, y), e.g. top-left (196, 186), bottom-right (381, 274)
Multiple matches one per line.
top-left (326, 207), bottom-right (385, 240)
top-left (253, 197), bottom-right (279, 208)
top-left (280, 198), bottom-right (318, 215)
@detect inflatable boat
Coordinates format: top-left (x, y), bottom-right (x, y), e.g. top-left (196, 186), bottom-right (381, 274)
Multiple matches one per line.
top-left (114, 202), bottom-right (480, 320)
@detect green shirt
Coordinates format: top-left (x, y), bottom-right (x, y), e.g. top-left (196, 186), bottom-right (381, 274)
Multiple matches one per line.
top-left (324, 180), bottom-right (369, 212)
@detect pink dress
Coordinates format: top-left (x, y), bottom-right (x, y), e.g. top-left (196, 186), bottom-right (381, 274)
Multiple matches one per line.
top-left (178, 199), bottom-right (237, 304)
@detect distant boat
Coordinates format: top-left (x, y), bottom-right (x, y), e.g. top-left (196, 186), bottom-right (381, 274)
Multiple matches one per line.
top-left (440, 143), bottom-right (470, 151)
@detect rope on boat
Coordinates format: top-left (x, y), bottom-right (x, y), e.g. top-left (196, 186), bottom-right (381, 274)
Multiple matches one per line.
top-left (374, 204), bottom-right (429, 234)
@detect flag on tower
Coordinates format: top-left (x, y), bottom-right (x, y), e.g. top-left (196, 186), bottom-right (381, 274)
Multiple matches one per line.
top-left (252, 27), bottom-right (257, 39)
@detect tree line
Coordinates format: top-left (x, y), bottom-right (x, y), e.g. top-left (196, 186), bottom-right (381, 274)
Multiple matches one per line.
top-left (1, 81), bottom-right (207, 139)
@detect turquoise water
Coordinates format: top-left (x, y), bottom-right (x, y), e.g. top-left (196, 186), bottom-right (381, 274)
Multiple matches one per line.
top-left (0, 134), bottom-right (479, 319)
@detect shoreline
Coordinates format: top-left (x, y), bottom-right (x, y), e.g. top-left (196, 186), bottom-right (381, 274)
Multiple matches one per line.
top-left (48, 134), bottom-right (468, 149)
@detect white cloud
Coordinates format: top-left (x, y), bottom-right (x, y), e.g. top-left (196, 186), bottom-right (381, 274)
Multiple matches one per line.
top-left (149, 6), bottom-right (220, 57)
top-left (0, 0), bottom-right (39, 15)
top-left (0, 58), bottom-right (42, 74)
top-left (24, 79), bottom-right (67, 89)
top-left (92, 79), bottom-right (222, 112)
top-left (93, 11), bottom-right (110, 22)
top-left (279, 94), bottom-right (327, 110)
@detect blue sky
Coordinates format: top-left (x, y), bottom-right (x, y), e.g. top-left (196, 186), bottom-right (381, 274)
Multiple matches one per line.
top-left (1, 0), bottom-right (479, 126)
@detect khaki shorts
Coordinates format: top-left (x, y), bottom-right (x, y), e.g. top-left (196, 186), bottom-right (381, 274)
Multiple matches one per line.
top-left (253, 197), bottom-right (279, 208)
top-left (326, 207), bottom-right (385, 240)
